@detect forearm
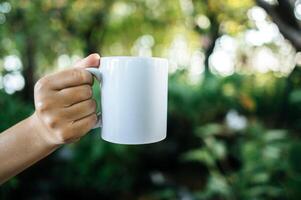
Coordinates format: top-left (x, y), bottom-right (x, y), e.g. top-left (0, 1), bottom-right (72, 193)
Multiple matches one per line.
top-left (0, 54), bottom-right (99, 184)
top-left (0, 114), bottom-right (60, 184)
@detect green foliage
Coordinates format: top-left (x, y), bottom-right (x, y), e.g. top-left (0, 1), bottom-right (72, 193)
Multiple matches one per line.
top-left (1, 0), bottom-right (301, 199)
top-left (0, 91), bottom-right (33, 131)
top-left (1, 68), bottom-right (301, 200)
top-left (183, 117), bottom-right (287, 200)
top-left (167, 72), bottom-right (299, 200)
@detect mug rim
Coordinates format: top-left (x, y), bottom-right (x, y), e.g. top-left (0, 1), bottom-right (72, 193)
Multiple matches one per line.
top-left (101, 56), bottom-right (167, 62)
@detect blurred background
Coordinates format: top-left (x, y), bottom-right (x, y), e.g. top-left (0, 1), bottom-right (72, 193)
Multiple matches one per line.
top-left (1, 0), bottom-right (301, 199)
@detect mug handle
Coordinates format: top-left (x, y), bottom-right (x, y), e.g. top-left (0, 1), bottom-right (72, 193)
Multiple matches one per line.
top-left (85, 68), bottom-right (102, 129)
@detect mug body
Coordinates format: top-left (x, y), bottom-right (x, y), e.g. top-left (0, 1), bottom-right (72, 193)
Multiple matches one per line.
top-left (99, 56), bottom-right (168, 144)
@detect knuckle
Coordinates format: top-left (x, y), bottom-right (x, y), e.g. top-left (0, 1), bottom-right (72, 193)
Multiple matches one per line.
top-left (78, 85), bottom-right (92, 100)
top-left (36, 100), bottom-right (51, 113)
top-left (55, 128), bottom-right (69, 143)
top-left (71, 69), bottom-right (82, 82)
top-left (72, 69), bottom-right (91, 84)
top-left (88, 114), bottom-right (98, 127)
top-left (45, 116), bottom-right (58, 129)
top-left (91, 114), bottom-right (98, 123)
top-left (79, 115), bottom-right (97, 133)
top-left (88, 99), bottom-right (97, 110)
top-left (75, 93), bottom-right (84, 102)
top-left (84, 85), bottom-right (93, 98)
top-left (34, 77), bottom-right (49, 92)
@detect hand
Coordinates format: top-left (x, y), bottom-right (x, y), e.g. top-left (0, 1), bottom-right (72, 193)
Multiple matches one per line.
top-left (31, 54), bottom-right (100, 146)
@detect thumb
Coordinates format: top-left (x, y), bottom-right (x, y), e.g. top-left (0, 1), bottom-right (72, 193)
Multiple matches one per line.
top-left (74, 53), bottom-right (100, 68)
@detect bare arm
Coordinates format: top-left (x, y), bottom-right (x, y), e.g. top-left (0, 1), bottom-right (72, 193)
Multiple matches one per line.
top-left (0, 114), bottom-right (59, 184)
top-left (0, 54), bottom-right (100, 184)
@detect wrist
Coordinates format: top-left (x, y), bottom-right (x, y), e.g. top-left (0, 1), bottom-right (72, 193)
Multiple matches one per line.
top-left (27, 112), bottom-right (62, 150)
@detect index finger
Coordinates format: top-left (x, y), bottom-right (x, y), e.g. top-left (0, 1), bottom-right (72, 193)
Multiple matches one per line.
top-left (47, 68), bottom-right (93, 90)
top-left (47, 54), bottom-right (100, 90)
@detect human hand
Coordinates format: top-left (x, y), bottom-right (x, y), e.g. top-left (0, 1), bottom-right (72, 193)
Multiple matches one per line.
top-left (31, 54), bottom-right (100, 146)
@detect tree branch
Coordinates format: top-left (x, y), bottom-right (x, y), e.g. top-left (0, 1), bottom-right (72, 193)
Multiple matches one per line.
top-left (277, 0), bottom-right (300, 29)
top-left (256, 0), bottom-right (301, 51)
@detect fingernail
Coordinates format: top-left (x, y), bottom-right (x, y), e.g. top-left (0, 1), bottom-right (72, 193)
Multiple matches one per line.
top-left (90, 53), bottom-right (100, 59)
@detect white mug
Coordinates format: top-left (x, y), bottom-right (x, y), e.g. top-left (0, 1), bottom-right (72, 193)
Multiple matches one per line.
top-left (86, 56), bottom-right (168, 145)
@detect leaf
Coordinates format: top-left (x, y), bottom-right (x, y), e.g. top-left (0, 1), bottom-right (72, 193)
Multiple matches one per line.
top-left (250, 172), bottom-right (269, 184)
top-left (195, 123), bottom-right (223, 138)
top-left (264, 129), bottom-right (287, 142)
top-left (205, 137), bottom-right (227, 160)
top-left (183, 149), bottom-right (215, 167)
top-left (206, 172), bottom-right (230, 197)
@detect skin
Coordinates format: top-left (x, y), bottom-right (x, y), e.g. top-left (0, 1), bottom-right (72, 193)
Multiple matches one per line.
top-left (0, 53), bottom-right (100, 184)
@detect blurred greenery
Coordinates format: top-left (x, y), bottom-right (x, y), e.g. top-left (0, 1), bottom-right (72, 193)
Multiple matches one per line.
top-left (1, 0), bottom-right (301, 199)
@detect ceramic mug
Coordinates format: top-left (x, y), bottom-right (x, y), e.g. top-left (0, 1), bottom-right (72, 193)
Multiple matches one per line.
top-left (86, 56), bottom-right (168, 144)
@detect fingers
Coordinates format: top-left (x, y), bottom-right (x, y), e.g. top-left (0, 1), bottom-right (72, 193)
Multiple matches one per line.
top-left (33, 53), bottom-right (100, 145)
top-left (70, 113), bottom-right (98, 138)
top-left (47, 68), bottom-right (93, 90)
top-left (63, 99), bottom-right (97, 121)
top-left (43, 54), bottom-right (100, 90)
top-left (58, 84), bottom-right (93, 106)
top-left (74, 53), bottom-right (100, 68)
